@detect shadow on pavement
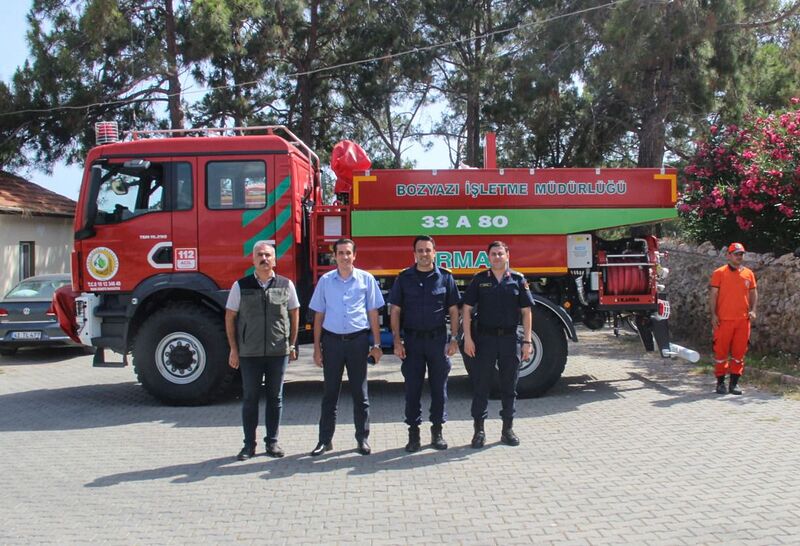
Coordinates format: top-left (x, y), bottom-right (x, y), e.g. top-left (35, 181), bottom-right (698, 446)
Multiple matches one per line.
top-left (86, 442), bottom-right (497, 487)
top-left (0, 371), bottom-right (626, 432)
top-left (0, 345), bottom-right (90, 365)
top-left (646, 372), bottom-right (777, 408)
top-left (82, 372), bottom-right (632, 489)
top-left (4, 327), bottom-right (733, 434)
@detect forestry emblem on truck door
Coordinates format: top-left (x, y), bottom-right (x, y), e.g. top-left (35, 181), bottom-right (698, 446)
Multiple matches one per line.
top-left (86, 247), bottom-right (120, 281)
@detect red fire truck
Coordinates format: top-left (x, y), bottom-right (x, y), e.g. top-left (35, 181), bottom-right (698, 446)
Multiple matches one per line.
top-left (67, 124), bottom-right (694, 404)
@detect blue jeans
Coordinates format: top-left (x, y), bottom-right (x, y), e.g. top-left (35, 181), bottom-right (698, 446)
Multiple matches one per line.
top-left (240, 355), bottom-right (288, 447)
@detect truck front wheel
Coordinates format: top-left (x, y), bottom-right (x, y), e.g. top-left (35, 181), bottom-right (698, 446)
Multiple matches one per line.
top-left (133, 303), bottom-right (233, 405)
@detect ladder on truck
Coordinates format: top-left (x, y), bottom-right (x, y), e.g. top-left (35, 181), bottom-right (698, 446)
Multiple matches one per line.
top-left (310, 204), bottom-right (351, 281)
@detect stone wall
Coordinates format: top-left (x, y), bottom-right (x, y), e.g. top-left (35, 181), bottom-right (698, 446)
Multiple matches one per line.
top-left (660, 239), bottom-right (800, 355)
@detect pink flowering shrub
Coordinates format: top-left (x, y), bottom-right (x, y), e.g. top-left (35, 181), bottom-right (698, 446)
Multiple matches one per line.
top-left (679, 99), bottom-right (800, 254)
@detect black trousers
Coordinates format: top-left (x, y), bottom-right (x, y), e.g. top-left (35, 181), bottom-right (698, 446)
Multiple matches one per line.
top-left (318, 331), bottom-right (370, 443)
top-left (402, 333), bottom-right (451, 426)
top-left (470, 333), bottom-right (520, 420)
top-left (240, 354), bottom-right (288, 447)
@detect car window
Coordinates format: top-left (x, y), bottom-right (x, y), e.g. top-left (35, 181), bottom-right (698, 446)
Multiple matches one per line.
top-left (5, 278), bottom-right (69, 299)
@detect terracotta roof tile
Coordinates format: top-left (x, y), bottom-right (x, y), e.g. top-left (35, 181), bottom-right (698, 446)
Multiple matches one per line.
top-left (0, 171), bottom-right (76, 217)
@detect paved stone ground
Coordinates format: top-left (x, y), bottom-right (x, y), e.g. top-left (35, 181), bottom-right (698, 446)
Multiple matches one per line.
top-left (1, 330), bottom-right (799, 545)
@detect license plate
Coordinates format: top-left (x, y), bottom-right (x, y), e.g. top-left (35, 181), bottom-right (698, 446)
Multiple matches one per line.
top-left (11, 331), bottom-right (42, 340)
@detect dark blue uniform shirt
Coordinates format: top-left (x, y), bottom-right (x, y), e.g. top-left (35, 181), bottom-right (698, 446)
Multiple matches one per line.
top-left (463, 269), bottom-right (534, 329)
top-left (388, 266), bottom-right (460, 331)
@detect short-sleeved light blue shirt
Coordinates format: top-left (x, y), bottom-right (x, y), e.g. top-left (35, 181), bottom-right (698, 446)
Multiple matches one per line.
top-left (309, 267), bottom-right (385, 334)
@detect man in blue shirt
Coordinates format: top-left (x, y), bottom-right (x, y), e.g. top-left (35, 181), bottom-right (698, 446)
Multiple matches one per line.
top-left (463, 241), bottom-right (534, 448)
top-left (309, 238), bottom-right (385, 456)
top-left (389, 235), bottom-right (460, 452)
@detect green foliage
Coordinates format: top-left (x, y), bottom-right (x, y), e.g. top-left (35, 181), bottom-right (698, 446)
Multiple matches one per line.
top-left (0, 0), bottom-right (192, 169)
top-left (187, 0), bottom-right (278, 127)
top-left (268, 0), bottom-right (344, 154)
top-left (746, 27), bottom-right (800, 111)
top-left (582, 0), bottom-right (770, 167)
top-left (679, 99), bottom-right (800, 255)
top-left (490, 1), bottom-right (619, 168)
top-left (0, 0), bottom-right (798, 177)
top-left (420, 0), bottom-right (527, 167)
top-left (331, 0), bottom-right (433, 168)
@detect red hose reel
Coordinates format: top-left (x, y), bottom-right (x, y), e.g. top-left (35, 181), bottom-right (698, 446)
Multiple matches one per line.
top-left (597, 238), bottom-right (659, 306)
top-left (604, 259), bottom-right (650, 295)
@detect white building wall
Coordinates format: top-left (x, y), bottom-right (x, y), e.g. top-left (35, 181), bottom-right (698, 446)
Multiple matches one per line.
top-left (0, 215), bottom-right (73, 296)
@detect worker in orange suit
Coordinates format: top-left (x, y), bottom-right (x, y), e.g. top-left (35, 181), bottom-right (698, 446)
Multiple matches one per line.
top-left (708, 242), bottom-right (758, 395)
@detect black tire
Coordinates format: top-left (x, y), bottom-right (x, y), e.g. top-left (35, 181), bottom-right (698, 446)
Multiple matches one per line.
top-left (461, 310), bottom-right (568, 399)
top-left (517, 310), bottom-right (568, 398)
top-left (133, 302), bottom-right (233, 405)
top-left (0, 347), bottom-right (18, 357)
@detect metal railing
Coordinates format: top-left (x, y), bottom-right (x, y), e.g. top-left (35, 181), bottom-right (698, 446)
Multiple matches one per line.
top-left (128, 125), bottom-right (321, 175)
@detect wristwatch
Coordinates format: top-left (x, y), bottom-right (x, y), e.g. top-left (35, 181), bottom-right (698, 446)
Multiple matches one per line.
top-left (289, 345), bottom-right (297, 352)
top-left (371, 344), bottom-right (381, 350)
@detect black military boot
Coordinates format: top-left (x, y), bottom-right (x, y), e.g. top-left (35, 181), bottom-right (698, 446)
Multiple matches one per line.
top-left (501, 418), bottom-right (520, 446)
top-left (471, 419), bottom-right (485, 449)
top-left (728, 374), bottom-right (743, 395)
top-left (405, 425), bottom-right (421, 453)
top-left (431, 423), bottom-right (448, 450)
top-left (715, 375), bottom-right (727, 395)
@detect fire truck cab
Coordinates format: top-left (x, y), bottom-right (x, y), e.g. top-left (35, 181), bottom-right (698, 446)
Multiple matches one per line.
top-left (73, 126), bottom-right (318, 402)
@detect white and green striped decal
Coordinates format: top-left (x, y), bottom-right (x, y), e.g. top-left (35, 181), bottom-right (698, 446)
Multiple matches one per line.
top-left (242, 176), bottom-right (294, 274)
top-left (351, 208), bottom-right (677, 236)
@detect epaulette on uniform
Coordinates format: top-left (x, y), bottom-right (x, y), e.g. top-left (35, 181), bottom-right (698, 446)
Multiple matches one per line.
top-left (510, 269), bottom-right (531, 290)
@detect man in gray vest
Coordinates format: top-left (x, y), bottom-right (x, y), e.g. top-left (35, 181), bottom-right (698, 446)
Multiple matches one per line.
top-left (226, 241), bottom-right (300, 460)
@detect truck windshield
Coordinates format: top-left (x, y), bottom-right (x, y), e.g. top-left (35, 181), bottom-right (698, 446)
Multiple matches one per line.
top-left (93, 162), bottom-right (166, 225)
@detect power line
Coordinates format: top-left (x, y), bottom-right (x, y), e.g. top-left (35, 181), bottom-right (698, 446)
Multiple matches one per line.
top-left (0, 1), bottom-right (623, 118)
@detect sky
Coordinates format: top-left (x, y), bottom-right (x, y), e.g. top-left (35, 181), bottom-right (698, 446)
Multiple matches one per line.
top-left (1, 1), bottom-right (447, 202)
top-left (2, 1), bottom-right (84, 200)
